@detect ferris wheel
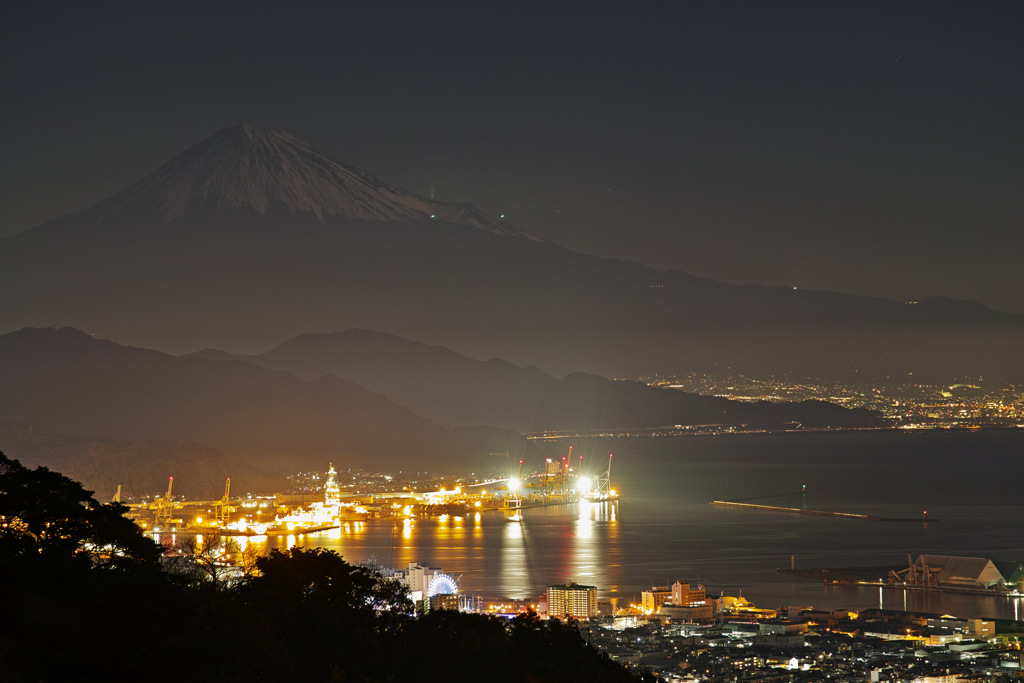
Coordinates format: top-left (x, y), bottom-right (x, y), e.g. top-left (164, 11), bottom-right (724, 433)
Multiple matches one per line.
top-left (427, 573), bottom-right (459, 597)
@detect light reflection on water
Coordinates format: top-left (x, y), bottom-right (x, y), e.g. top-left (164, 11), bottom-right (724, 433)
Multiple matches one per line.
top-left (155, 431), bottom-right (1024, 619)
top-left (500, 518), bottom-right (531, 597)
top-left (255, 500), bottom-right (622, 602)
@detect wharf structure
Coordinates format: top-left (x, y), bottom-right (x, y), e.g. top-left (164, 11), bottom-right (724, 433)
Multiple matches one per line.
top-left (501, 451), bottom-right (618, 511)
top-left (893, 555), bottom-right (1024, 594)
top-left (124, 452), bottom-right (620, 536)
top-left (785, 554), bottom-right (1024, 596)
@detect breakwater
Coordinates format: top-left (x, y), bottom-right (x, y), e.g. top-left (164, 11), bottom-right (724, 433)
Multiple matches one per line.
top-left (710, 500), bottom-right (923, 522)
top-left (711, 499), bottom-right (878, 519)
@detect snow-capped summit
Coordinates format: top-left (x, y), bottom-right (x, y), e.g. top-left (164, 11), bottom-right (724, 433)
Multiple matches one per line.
top-left (82, 123), bottom-right (541, 241)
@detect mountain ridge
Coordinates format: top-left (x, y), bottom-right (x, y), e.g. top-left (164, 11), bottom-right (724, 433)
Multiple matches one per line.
top-left (185, 327), bottom-right (885, 433)
top-left (2, 126), bottom-right (1022, 381)
top-left (0, 326), bottom-right (482, 470)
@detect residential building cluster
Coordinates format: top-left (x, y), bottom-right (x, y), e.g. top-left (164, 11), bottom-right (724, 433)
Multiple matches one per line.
top-left (580, 607), bottom-right (1024, 682)
top-left (438, 574), bottom-right (1024, 681)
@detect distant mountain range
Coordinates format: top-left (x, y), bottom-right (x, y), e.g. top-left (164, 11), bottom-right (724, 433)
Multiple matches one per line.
top-left (0, 327), bottom-right (461, 467)
top-left (2, 123), bottom-right (1021, 382)
top-left (187, 329), bottom-right (883, 433)
top-left (0, 327), bottom-right (881, 493)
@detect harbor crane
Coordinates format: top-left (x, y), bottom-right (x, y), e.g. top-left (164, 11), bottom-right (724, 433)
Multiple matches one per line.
top-left (151, 476), bottom-right (181, 525)
top-left (213, 478), bottom-right (232, 521)
top-left (585, 454), bottom-right (616, 500)
top-left (504, 460), bottom-right (524, 510)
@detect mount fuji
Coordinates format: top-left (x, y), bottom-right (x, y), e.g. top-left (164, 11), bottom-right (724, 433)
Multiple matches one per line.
top-left (2, 124), bottom-right (1021, 381)
top-left (50, 124), bottom-right (540, 239)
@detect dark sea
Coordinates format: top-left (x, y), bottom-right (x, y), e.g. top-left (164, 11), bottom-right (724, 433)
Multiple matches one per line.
top-left (276, 430), bottom-right (1024, 620)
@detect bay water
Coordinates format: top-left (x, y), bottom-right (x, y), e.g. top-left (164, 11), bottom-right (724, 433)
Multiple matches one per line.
top-left (275, 430), bottom-right (1024, 619)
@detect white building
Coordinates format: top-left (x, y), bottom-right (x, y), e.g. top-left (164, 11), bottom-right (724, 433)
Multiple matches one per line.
top-left (403, 562), bottom-right (459, 604)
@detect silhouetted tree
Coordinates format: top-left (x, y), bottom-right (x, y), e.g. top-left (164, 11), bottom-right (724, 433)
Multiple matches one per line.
top-left (385, 609), bottom-right (643, 682)
top-left (508, 612), bottom-right (644, 682)
top-left (389, 609), bottom-right (516, 681)
top-left (233, 547), bottom-right (413, 679)
top-left (165, 532), bottom-right (256, 590)
top-left (0, 450), bottom-right (174, 682)
top-left (0, 451), bottom-right (162, 573)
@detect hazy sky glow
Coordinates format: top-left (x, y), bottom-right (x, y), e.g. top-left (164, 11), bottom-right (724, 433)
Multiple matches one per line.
top-left (2, 1), bottom-right (1022, 312)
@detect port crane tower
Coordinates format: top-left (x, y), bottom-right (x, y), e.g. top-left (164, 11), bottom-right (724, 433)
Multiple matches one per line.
top-left (151, 476), bottom-right (181, 525)
top-left (582, 454), bottom-right (617, 501)
top-left (213, 478), bottom-right (232, 522)
top-left (503, 460), bottom-right (524, 510)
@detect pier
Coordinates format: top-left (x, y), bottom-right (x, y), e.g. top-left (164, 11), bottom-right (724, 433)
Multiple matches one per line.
top-left (711, 500), bottom-right (879, 520)
top-left (709, 500), bottom-right (924, 522)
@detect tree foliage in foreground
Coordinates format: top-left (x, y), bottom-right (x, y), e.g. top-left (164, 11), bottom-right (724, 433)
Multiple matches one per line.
top-left (0, 450), bottom-right (643, 682)
top-left (0, 452), bottom-right (172, 680)
top-left (0, 452), bottom-right (163, 573)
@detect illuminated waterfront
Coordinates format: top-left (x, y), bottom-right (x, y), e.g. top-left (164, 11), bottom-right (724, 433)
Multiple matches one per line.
top-left (196, 430), bottom-right (1024, 620)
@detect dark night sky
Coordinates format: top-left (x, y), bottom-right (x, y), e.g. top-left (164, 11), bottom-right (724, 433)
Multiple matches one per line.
top-left (2, 1), bottom-right (1022, 313)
